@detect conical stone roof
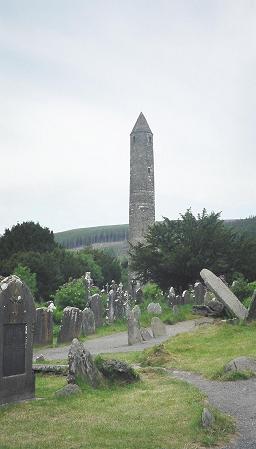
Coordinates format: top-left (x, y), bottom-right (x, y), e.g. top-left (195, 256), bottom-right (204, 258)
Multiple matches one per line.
top-left (131, 112), bottom-right (152, 134)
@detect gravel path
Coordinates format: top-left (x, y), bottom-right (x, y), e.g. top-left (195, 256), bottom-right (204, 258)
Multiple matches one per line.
top-left (169, 369), bottom-right (256, 449)
top-left (33, 317), bottom-right (213, 360)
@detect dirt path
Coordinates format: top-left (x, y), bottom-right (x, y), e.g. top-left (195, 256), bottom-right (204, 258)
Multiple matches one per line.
top-left (170, 369), bottom-right (256, 449)
top-left (33, 317), bottom-right (213, 360)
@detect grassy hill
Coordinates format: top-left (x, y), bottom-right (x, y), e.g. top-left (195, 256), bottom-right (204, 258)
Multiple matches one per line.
top-left (54, 217), bottom-right (256, 254)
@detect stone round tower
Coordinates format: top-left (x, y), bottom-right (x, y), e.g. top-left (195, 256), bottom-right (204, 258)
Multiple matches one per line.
top-left (129, 112), bottom-right (155, 246)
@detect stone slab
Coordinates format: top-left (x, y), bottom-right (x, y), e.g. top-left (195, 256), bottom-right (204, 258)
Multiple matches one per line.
top-left (200, 268), bottom-right (248, 320)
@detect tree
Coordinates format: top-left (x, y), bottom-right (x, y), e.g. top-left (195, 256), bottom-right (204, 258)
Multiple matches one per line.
top-left (13, 264), bottom-right (37, 296)
top-left (130, 209), bottom-right (256, 291)
top-left (0, 221), bottom-right (58, 260)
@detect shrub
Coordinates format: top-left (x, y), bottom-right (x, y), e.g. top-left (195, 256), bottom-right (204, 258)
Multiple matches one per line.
top-left (53, 278), bottom-right (87, 310)
top-left (13, 264), bottom-right (37, 296)
top-left (143, 282), bottom-right (163, 303)
top-left (231, 275), bottom-right (254, 302)
top-left (53, 308), bottom-right (63, 325)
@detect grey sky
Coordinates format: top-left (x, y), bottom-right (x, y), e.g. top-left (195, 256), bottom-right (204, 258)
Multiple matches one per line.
top-left (0, 1), bottom-right (256, 234)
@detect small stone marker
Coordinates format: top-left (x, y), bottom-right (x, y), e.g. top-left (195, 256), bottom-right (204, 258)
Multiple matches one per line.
top-left (127, 310), bottom-right (143, 345)
top-left (55, 383), bottom-right (81, 397)
top-left (200, 269), bottom-right (248, 320)
top-left (151, 317), bottom-right (167, 337)
top-left (89, 294), bottom-right (103, 328)
top-left (81, 308), bottom-right (95, 336)
top-left (68, 339), bottom-right (103, 388)
top-left (34, 308), bottom-right (53, 345)
top-left (202, 408), bottom-right (215, 427)
top-left (247, 289), bottom-right (256, 321)
top-left (140, 327), bottom-right (153, 341)
top-left (57, 307), bottom-right (83, 344)
top-left (0, 275), bottom-right (36, 405)
top-left (147, 302), bottom-right (162, 315)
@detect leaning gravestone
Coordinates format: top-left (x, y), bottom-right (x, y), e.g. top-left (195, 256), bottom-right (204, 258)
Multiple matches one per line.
top-left (34, 308), bottom-right (53, 345)
top-left (151, 317), bottom-right (167, 337)
top-left (127, 310), bottom-right (143, 345)
top-left (89, 294), bottom-right (103, 328)
top-left (200, 269), bottom-right (248, 320)
top-left (57, 307), bottom-right (83, 344)
top-left (81, 308), bottom-right (95, 336)
top-left (0, 275), bottom-right (36, 405)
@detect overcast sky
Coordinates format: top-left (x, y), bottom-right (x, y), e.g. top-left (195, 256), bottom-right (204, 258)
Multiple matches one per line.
top-left (0, 1), bottom-right (256, 235)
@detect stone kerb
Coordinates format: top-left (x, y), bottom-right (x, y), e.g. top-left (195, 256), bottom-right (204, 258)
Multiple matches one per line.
top-left (0, 275), bottom-right (36, 405)
top-left (200, 268), bottom-right (248, 320)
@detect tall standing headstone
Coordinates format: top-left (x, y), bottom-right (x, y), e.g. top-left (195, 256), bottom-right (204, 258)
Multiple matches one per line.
top-left (194, 282), bottom-right (205, 304)
top-left (34, 308), bottom-right (53, 345)
top-left (0, 275), bottom-right (36, 405)
top-left (57, 307), bottom-right (83, 344)
top-left (89, 294), bottom-right (103, 328)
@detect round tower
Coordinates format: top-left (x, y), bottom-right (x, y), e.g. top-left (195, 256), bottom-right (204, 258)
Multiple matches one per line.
top-left (129, 112), bottom-right (155, 246)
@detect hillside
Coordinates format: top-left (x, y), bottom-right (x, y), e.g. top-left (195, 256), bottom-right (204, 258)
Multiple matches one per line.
top-left (54, 217), bottom-right (256, 255)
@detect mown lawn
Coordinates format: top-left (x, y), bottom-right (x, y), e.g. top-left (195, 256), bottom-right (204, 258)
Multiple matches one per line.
top-left (140, 321), bottom-right (256, 379)
top-left (0, 370), bottom-right (233, 449)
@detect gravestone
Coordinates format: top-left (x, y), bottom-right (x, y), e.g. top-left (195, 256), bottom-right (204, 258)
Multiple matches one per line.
top-left (200, 269), bottom-right (248, 320)
top-left (168, 286), bottom-right (176, 305)
top-left (147, 302), bottom-right (162, 315)
top-left (81, 308), bottom-right (95, 335)
top-left (194, 282), bottom-right (205, 304)
top-left (57, 307), bottom-right (83, 344)
top-left (89, 294), bottom-right (103, 328)
top-left (151, 317), bottom-right (167, 337)
top-left (68, 339), bottom-right (103, 388)
top-left (182, 290), bottom-right (192, 305)
top-left (0, 275), bottom-right (36, 405)
top-left (127, 310), bottom-right (142, 345)
top-left (247, 289), bottom-right (256, 321)
top-left (34, 308), bottom-right (53, 345)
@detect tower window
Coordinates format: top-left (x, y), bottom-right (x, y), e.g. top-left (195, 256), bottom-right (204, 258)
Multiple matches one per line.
top-left (148, 135), bottom-right (152, 144)
top-left (148, 167), bottom-right (151, 174)
top-left (133, 135), bottom-right (135, 143)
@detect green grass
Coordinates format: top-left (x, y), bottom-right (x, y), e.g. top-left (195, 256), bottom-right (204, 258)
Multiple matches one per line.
top-left (0, 370), bottom-right (234, 449)
top-left (140, 321), bottom-right (256, 379)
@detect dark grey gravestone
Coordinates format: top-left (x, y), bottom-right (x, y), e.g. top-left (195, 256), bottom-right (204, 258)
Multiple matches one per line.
top-left (182, 290), bottom-right (192, 304)
top-left (194, 282), bottom-right (205, 304)
top-left (127, 310), bottom-right (142, 345)
top-left (247, 289), bottom-right (256, 321)
top-left (0, 275), bottom-right (36, 405)
top-left (34, 308), bottom-right (53, 345)
top-left (57, 307), bottom-right (83, 344)
top-left (89, 294), bottom-right (103, 328)
top-left (81, 308), bottom-right (95, 336)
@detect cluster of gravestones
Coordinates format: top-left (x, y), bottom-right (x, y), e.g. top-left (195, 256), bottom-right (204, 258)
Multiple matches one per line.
top-left (127, 304), bottom-right (167, 345)
top-left (105, 280), bottom-right (129, 323)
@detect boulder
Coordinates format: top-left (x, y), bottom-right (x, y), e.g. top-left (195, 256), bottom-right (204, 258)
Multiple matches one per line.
top-left (97, 359), bottom-right (139, 383)
top-left (151, 317), bottom-right (167, 337)
top-left (200, 269), bottom-right (248, 320)
top-left (147, 302), bottom-right (162, 315)
top-left (68, 339), bottom-right (103, 388)
top-left (224, 356), bottom-right (256, 374)
top-left (55, 384), bottom-right (81, 397)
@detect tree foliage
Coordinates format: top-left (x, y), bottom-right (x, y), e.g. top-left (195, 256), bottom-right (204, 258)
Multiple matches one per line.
top-left (13, 264), bottom-right (37, 296)
top-left (130, 209), bottom-right (256, 291)
top-left (0, 221), bottom-right (57, 260)
top-left (53, 278), bottom-right (87, 310)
